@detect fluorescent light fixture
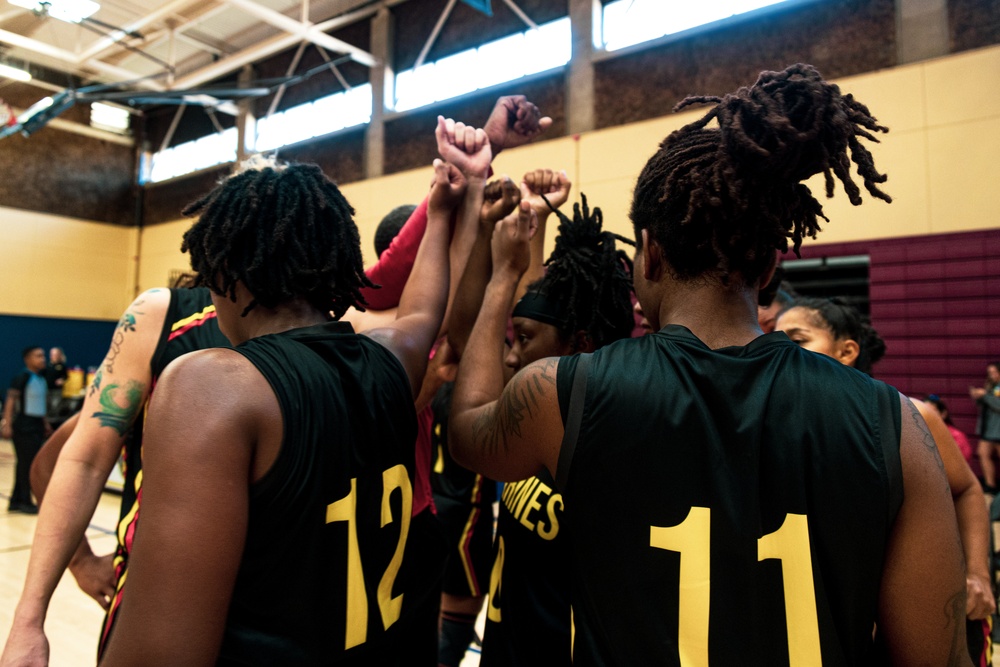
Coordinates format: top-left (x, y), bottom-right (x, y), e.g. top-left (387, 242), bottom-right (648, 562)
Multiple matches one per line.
top-left (0, 63), bottom-right (31, 82)
top-left (90, 102), bottom-right (130, 133)
top-left (7, 0), bottom-right (100, 23)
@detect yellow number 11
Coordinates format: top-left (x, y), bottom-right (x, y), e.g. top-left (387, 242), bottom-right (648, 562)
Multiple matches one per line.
top-left (650, 508), bottom-right (821, 666)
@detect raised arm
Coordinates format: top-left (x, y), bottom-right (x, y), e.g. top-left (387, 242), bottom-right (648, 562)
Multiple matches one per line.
top-left (514, 169), bottom-right (571, 304)
top-left (99, 349), bottom-right (264, 666)
top-left (911, 398), bottom-right (995, 621)
top-left (483, 95), bottom-right (553, 158)
top-left (445, 176), bottom-right (521, 359)
top-left (2, 289), bottom-right (169, 667)
top-left (878, 394), bottom-right (970, 665)
top-left (449, 201), bottom-right (563, 482)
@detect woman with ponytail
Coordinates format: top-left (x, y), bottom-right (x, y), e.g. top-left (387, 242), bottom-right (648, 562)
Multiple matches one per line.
top-left (450, 64), bottom-right (969, 664)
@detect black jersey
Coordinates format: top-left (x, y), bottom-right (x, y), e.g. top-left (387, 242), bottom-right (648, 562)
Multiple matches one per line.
top-left (481, 467), bottom-right (569, 667)
top-left (217, 321), bottom-right (419, 666)
top-left (431, 381), bottom-right (496, 599)
top-left (101, 287), bottom-right (229, 654)
top-left (432, 382), bottom-right (492, 502)
top-left (558, 325), bottom-right (902, 667)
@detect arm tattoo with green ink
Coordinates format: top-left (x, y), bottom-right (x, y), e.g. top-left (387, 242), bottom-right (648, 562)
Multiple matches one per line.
top-left (91, 381), bottom-right (145, 435)
top-left (103, 306), bottom-right (145, 377)
top-left (471, 358), bottom-right (558, 456)
top-left (88, 366), bottom-right (104, 398)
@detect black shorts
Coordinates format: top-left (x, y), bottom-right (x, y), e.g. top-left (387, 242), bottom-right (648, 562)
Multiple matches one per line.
top-left (435, 491), bottom-right (495, 598)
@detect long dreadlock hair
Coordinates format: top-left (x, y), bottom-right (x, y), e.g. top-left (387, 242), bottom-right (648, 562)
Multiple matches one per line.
top-left (630, 63), bottom-right (891, 287)
top-left (181, 157), bottom-right (375, 319)
top-left (526, 193), bottom-right (635, 349)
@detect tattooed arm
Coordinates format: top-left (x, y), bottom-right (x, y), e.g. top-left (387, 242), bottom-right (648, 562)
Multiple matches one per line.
top-left (911, 398), bottom-right (995, 621)
top-left (1, 289), bottom-right (169, 667)
top-left (450, 200), bottom-right (564, 482)
top-left (878, 394), bottom-right (971, 666)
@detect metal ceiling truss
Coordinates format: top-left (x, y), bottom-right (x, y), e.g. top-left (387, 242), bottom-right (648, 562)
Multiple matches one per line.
top-left (0, 0), bottom-right (404, 96)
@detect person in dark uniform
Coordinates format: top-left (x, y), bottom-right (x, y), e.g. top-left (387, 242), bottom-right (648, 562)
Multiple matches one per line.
top-left (479, 195), bottom-right (633, 667)
top-left (96, 150), bottom-right (464, 665)
top-left (2, 346), bottom-right (50, 513)
top-left (450, 64), bottom-right (970, 665)
top-left (1, 286), bottom-right (230, 665)
top-left (430, 378), bottom-right (496, 666)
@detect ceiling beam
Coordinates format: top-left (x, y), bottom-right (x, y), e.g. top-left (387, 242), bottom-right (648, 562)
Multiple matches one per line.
top-left (76, 0), bottom-right (211, 63)
top-left (169, 31), bottom-right (304, 89)
top-left (224, 0), bottom-right (377, 67)
top-left (0, 27), bottom-right (166, 90)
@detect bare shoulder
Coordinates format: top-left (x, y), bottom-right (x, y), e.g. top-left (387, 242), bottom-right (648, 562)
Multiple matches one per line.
top-left (157, 347), bottom-right (259, 388)
top-left (153, 348), bottom-right (273, 422)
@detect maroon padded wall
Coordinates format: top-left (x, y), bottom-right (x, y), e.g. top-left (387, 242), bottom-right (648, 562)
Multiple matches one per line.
top-left (782, 229), bottom-right (1000, 441)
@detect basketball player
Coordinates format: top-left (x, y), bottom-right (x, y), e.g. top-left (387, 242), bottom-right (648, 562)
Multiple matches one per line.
top-left (2, 285), bottom-right (228, 666)
top-left (449, 64), bottom-right (970, 664)
top-left (776, 297), bottom-right (995, 664)
top-left (94, 145), bottom-right (476, 664)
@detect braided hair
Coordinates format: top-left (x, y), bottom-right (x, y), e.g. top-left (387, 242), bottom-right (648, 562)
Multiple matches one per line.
top-left (526, 193), bottom-right (635, 349)
top-left (787, 297), bottom-right (886, 375)
top-left (631, 63), bottom-right (891, 287)
top-left (181, 157), bottom-right (374, 319)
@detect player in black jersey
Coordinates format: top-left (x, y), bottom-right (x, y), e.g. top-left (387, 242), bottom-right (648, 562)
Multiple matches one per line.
top-left (450, 64), bottom-right (969, 665)
top-left (777, 297), bottom-right (996, 665)
top-left (481, 194), bottom-right (633, 667)
top-left (96, 138), bottom-right (479, 664)
top-left (2, 285), bottom-right (229, 666)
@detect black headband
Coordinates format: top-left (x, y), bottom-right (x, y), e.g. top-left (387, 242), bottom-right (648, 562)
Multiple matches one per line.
top-left (511, 291), bottom-right (568, 329)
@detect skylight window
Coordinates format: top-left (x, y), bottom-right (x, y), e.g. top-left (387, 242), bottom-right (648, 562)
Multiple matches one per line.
top-left (255, 83), bottom-right (372, 153)
top-left (90, 102), bottom-right (130, 134)
top-left (394, 17), bottom-right (571, 113)
top-left (602, 0), bottom-right (795, 52)
top-left (148, 127), bottom-right (237, 183)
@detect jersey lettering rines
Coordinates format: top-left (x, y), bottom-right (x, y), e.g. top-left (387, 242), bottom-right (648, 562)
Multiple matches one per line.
top-left (500, 476), bottom-right (562, 540)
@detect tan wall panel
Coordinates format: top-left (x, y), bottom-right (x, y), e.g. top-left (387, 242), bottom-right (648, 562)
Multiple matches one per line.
top-left (339, 169), bottom-right (434, 267)
top-left (490, 137), bottom-right (579, 190)
top-left (924, 47), bottom-right (1000, 127)
top-left (799, 128), bottom-right (932, 244)
top-left (832, 64), bottom-right (928, 133)
top-left (927, 116), bottom-right (1000, 234)
top-left (0, 207), bottom-right (136, 320)
top-left (137, 219), bottom-right (192, 293)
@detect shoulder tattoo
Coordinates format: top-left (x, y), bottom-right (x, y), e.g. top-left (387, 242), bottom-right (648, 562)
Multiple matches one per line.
top-left (94, 304), bottom-right (148, 395)
top-left (471, 357), bottom-right (558, 456)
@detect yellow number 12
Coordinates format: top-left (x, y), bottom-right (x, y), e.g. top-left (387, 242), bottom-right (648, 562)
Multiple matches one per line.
top-left (326, 465), bottom-right (412, 650)
top-left (650, 508), bottom-right (821, 666)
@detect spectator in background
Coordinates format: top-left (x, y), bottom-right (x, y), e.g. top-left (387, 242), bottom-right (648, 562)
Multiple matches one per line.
top-left (971, 362), bottom-right (1000, 491)
top-left (44, 347), bottom-right (68, 417)
top-left (44, 347), bottom-right (67, 391)
top-left (925, 394), bottom-right (975, 468)
top-left (1, 346), bottom-right (51, 514)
